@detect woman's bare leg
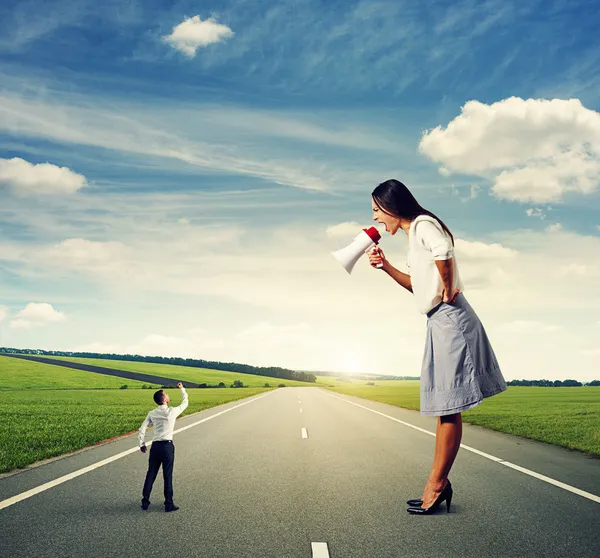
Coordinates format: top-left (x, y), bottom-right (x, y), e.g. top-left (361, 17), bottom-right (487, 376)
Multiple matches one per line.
top-left (421, 413), bottom-right (462, 507)
top-left (421, 417), bottom-right (443, 500)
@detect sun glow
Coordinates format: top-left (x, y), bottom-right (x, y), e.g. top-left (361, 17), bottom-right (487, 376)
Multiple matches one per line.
top-left (334, 349), bottom-right (368, 375)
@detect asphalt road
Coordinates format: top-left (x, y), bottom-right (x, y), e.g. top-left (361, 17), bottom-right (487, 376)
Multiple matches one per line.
top-left (1, 387), bottom-right (599, 558)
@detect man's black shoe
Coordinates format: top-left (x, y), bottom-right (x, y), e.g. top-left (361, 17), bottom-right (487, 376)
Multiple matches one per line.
top-left (165, 505), bottom-right (179, 512)
top-left (141, 500), bottom-right (150, 510)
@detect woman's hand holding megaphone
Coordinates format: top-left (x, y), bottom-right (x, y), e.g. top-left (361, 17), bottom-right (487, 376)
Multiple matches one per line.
top-left (368, 246), bottom-right (386, 270)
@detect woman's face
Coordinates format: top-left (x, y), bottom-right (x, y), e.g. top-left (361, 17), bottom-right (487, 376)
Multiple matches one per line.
top-left (372, 198), bottom-right (401, 235)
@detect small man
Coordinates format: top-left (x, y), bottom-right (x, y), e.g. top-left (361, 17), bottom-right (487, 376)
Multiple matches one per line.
top-left (139, 382), bottom-right (189, 512)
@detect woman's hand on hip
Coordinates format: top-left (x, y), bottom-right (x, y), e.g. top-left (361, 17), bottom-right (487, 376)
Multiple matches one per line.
top-left (368, 247), bottom-right (387, 269)
top-left (442, 287), bottom-right (460, 304)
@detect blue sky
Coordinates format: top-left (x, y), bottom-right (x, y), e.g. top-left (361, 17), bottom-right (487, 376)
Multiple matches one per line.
top-left (1, 0), bottom-right (599, 381)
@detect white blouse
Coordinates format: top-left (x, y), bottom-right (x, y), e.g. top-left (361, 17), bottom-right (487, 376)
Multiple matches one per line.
top-left (406, 215), bottom-right (464, 315)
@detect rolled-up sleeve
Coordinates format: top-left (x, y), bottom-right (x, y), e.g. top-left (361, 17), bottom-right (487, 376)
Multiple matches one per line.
top-left (172, 388), bottom-right (189, 417)
top-left (416, 220), bottom-right (453, 260)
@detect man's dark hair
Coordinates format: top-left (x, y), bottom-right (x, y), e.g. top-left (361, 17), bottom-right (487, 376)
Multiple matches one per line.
top-left (153, 390), bottom-right (165, 405)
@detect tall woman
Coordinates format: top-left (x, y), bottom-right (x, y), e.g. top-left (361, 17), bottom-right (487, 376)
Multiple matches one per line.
top-left (368, 179), bottom-right (507, 515)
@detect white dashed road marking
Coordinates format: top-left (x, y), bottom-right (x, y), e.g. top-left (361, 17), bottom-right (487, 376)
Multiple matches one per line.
top-left (311, 542), bottom-right (330, 557)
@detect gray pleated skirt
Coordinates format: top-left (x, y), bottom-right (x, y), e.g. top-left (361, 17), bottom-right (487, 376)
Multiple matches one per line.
top-left (420, 293), bottom-right (507, 416)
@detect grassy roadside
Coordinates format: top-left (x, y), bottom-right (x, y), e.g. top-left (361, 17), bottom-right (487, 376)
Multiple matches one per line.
top-left (322, 381), bottom-right (600, 456)
top-left (30, 355), bottom-right (326, 387)
top-left (0, 356), bottom-right (160, 390)
top-left (0, 387), bottom-right (272, 473)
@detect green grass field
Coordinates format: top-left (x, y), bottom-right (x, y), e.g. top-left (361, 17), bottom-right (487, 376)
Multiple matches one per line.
top-left (0, 356), bottom-right (160, 390)
top-left (35, 355), bottom-right (325, 387)
top-left (324, 380), bottom-right (600, 456)
top-left (0, 387), bottom-right (271, 473)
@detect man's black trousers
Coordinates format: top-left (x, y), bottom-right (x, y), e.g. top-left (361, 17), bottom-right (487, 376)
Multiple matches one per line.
top-left (142, 440), bottom-right (175, 506)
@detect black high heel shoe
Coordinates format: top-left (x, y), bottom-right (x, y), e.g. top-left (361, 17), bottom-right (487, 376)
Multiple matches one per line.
top-left (407, 498), bottom-right (423, 506)
top-left (406, 480), bottom-right (451, 506)
top-left (406, 482), bottom-right (453, 514)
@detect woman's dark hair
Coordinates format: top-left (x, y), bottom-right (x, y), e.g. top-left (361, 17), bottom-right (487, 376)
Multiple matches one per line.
top-left (153, 390), bottom-right (165, 405)
top-left (372, 179), bottom-right (454, 246)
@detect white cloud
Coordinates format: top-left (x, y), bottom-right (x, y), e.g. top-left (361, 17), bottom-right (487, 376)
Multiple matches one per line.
top-left (40, 239), bottom-right (132, 276)
top-left (0, 306), bottom-right (8, 323)
top-left (449, 183), bottom-right (480, 202)
top-left (10, 302), bottom-right (66, 329)
top-left (325, 222), bottom-right (366, 239)
top-left (163, 16), bottom-right (234, 57)
top-left (419, 97), bottom-right (600, 203)
top-left (493, 152), bottom-right (599, 202)
top-left (560, 263), bottom-right (588, 276)
top-left (70, 323), bottom-right (354, 372)
top-left (452, 238), bottom-right (517, 289)
top-left (545, 223), bottom-right (563, 232)
top-left (496, 320), bottom-right (563, 334)
top-left (4, 218), bottom-right (600, 381)
top-left (455, 239), bottom-right (517, 260)
top-left (0, 91), bottom-right (384, 192)
top-left (0, 158), bottom-right (87, 195)
top-left (526, 207), bottom-right (545, 219)
top-left (125, 331), bottom-right (226, 358)
top-left (199, 107), bottom-right (399, 152)
top-left (438, 166), bottom-right (451, 176)
top-left (15, 223), bottom-right (401, 319)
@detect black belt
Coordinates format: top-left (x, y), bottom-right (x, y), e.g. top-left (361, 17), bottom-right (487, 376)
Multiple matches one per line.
top-left (153, 440), bottom-right (173, 443)
top-left (427, 302), bottom-right (443, 318)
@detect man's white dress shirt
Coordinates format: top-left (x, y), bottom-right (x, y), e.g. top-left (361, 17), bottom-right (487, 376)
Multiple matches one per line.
top-left (138, 387), bottom-right (189, 447)
top-left (406, 215), bottom-right (464, 315)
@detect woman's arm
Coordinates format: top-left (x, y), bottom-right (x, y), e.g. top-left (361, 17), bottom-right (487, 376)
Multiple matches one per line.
top-left (417, 219), bottom-right (458, 301)
top-left (435, 258), bottom-right (460, 302)
top-left (382, 260), bottom-right (413, 293)
top-left (435, 258), bottom-right (454, 295)
top-left (368, 247), bottom-right (413, 293)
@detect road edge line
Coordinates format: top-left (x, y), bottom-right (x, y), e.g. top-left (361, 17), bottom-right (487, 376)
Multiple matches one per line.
top-left (323, 390), bottom-right (600, 504)
top-left (0, 390), bottom-right (275, 511)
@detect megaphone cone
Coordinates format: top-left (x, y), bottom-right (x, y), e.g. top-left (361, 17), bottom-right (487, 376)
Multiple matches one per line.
top-left (332, 226), bottom-right (382, 274)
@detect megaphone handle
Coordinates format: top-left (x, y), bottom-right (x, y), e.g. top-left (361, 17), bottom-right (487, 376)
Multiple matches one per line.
top-left (366, 245), bottom-right (383, 268)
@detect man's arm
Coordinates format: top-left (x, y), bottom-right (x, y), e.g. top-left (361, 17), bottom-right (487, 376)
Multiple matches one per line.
top-left (138, 413), bottom-right (152, 450)
top-left (172, 382), bottom-right (189, 417)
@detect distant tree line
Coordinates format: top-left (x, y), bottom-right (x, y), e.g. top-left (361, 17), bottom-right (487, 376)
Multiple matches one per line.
top-left (373, 375), bottom-right (420, 381)
top-left (296, 370), bottom-right (337, 377)
top-left (507, 379), bottom-right (599, 387)
top-left (0, 347), bottom-right (317, 383)
top-left (333, 374), bottom-right (421, 382)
